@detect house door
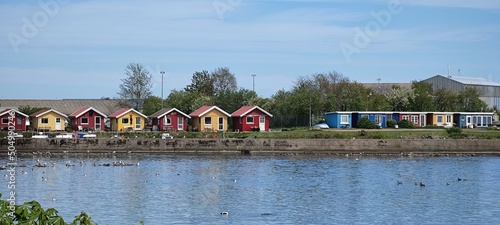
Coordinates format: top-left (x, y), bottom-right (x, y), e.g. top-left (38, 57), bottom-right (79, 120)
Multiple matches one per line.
top-left (218, 117), bottom-right (224, 131)
top-left (178, 117), bottom-right (184, 131)
top-left (259, 116), bottom-right (265, 131)
top-left (466, 116), bottom-right (472, 128)
top-left (55, 118), bottom-right (62, 130)
top-left (135, 117), bottom-right (142, 130)
top-left (420, 115), bottom-right (425, 127)
top-left (95, 117), bottom-right (101, 131)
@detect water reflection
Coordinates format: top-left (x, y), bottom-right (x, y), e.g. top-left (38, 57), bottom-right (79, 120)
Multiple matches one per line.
top-left (1, 155), bottom-right (499, 224)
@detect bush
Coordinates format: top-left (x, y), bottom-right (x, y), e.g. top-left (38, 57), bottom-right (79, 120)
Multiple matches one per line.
top-left (446, 127), bottom-right (463, 138)
top-left (356, 117), bottom-right (380, 129)
top-left (398, 120), bottom-right (415, 129)
top-left (387, 119), bottom-right (397, 128)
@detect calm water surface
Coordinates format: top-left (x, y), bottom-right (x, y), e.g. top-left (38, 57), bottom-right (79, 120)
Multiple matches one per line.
top-left (1, 154), bottom-right (500, 224)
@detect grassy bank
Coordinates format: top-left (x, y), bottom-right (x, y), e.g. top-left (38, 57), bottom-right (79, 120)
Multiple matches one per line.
top-left (3, 127), bottom-right (500, 140)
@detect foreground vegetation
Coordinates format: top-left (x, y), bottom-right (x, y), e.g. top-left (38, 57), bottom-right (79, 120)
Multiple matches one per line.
top-left (3, 127), bottom-right (500, 140)
top-left (0, 194), bottom-right (96, 225)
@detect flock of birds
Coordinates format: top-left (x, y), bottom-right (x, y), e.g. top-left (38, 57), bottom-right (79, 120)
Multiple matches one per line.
top-left (396, 176), bottom-right (467, 187)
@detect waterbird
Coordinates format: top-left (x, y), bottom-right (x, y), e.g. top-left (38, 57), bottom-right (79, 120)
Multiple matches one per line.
top-left (221, 212), bottom-right (229, 215)
top-left (457, 177), bottom-right (462, 181)
top-left (397, 181), bottom-right (403, 185)
top-left (419, 182), bottom-right (425, 187)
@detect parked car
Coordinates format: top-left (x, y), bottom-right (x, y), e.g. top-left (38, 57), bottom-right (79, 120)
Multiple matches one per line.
top-left (32, 132), bottom-right (49, 138)
top-left (161, 133), bottom-right (174, 139)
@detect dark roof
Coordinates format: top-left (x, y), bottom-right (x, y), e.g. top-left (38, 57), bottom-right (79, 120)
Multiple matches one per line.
top-left (0, 99), bottom-right (123, 116)
top-left (231, 106), bottom-right (273, 117)
top-left (149, 108), bottom-right (191, 118)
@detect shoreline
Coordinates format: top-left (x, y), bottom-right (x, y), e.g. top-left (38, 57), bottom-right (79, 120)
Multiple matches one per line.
top-left (2, 138), bottom-right (500, 156)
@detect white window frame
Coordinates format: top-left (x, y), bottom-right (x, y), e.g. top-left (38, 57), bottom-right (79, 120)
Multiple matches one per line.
top-left (340, 115), bottom-right (349, 124)
top-left (437, 116), bottom-right (443, 123)
top-left (402, 115), bottom-right (409, 121)
top-left (446, 115), bottom-right (452, 124)
top-left (164, 117), bottom-right (171, 125)
top-left (205, 117), bottom-right (212, 125)
top-left (1, 118), bottom-right (8, 124)
top-left (375, 115), bottom-right (382, 124)
top-left (246, 116), bottom-right (254, 124)
top-left (411, 116), bottom-right (419, 124)
top-left (81, 117), bottom-right (89, 124)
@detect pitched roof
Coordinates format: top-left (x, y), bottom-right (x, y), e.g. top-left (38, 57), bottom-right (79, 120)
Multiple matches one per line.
top-left (30, 108), bottom-right (68, 118)
top-left (231, 106), bottom-right (273, 117)
top-left (0, 99), bottom-right (123, 116)
top-left (444, 75), bottom-right (500, 87)
top-left (149, 108), bottom-right (191, 119)
top-left (69, 107), bottom-right (107, 118)
top-left (189, 106), bottom-right (231, 117)
top-left (108, 108), bottom-right (147, 118)
top-left (0, 108), bottom-right (29, 118)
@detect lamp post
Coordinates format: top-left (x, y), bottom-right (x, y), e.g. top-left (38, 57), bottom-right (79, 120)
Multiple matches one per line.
top-left (252, 74), bottom-right (256, 92)
top-left (160, 71), bottom-right (165, 109)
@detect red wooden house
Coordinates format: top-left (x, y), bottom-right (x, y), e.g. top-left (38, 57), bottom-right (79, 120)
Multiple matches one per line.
top-left (149, 108), bottom-right (191, 131)
top-left (0, 108), bottom-right (29, 131)
top-left (396, 112), bottom-right (427, 127)
top-left (231, 106), bottom-right (273, 132)
top-left (69, 107), bottom-right (107, 131)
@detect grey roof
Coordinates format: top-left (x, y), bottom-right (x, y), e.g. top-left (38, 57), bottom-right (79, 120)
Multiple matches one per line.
top-left (446, 75), bottom-right (500, 87)
top-left (0, 99), bottom-right (123, 116)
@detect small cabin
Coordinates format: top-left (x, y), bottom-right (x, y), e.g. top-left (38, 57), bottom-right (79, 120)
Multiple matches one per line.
top-left (426, 112), bottom-right (454, 127)
top-left (69, 107), bottom-right (107, 131)
top-left (149, 108), bottom-right (191, 131)
top-left (325, 111), bottom-right (352, 128)
top-left (394, 112), bottom-right (427, 127)
top-left (352, 111), bottom-right (393, 128)
top-left (453, 112), bottom-right (494, 128)
top-left (108, 108), bottom-right (147, 131)
top-left (30, 108), bottom-right (68, 131)
top-left (0, 108), bottom-right (29, 131)
top-left (189, 106), bottom-right (231, 132)
top-left (231, 106), bottom-right (273, 132)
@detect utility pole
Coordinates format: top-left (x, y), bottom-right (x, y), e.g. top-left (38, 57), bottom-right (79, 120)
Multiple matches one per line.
top-left (252, 74), bottom-right (256, 92)
top-left (160, 71), bottom-right (165, 109)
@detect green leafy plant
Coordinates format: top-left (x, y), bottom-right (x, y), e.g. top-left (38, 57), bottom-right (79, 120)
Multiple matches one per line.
top-left (446, 127), bottom-right (464, 138)
top-left (356, 117), bottom-right (380, 129)
top-left (398, 120), bottom-right (415, 129)
top-left (0, 194), bottom-right (96, 225)
top-left (387, 119), bottom-right (397, 128)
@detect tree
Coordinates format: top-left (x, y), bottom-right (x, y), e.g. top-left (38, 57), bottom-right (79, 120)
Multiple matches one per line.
top-left (409, 80), bottom-right (436, 111)
top-left (457, 86), bottom-right (488, 112)
top-left (184, 70), bottom-right (214, 96)
top-left (18, 105), bottom-right (45, 115)
top-left (385, 87), bottom-right (415, 111)
top-left (142, 96), bottom-right (163, 116)
top-left (434, 88), bottom-right (459, 112)
top-left (211, 67), bottom-right (237, 95)
top-left (117, 62), bottom-right (153, 110)
top-left (165, 90), bottom-right (208, 114)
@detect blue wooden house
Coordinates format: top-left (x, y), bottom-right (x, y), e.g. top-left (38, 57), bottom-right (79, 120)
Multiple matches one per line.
top-left (325, 112), bottom-right (352, 128)
top-left (453, 112), bottom-right (494, 128)
top-left (352, 111), bottom-right (394, 128)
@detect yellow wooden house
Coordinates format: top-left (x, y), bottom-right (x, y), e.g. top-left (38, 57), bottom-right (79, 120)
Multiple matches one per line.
top-left (108, 108), bottom-right (147, 131)
top-left (30, 108), bottom-right (68, 131)
top-left (426, 112), bottom-right (454, 127)
top-left (189, 106), bottom-right (231, 132)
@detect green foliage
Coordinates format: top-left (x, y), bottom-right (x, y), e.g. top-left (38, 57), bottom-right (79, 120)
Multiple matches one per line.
top-left (409, 81), bottom-right (436, 111)
top-left (446, 127), bottom-right (464, 138)
top-left (457, 86), bottom-right (489, 112)
top-left (356, 117), bottom-right (380, 129)
top-left (142, 96), bottom-right (163, 116)
top-left (17, 105), bottom-right (46, 116)
top-left (117, 62), bottom-right (153, 110)
top-left (385, 87), bottom-right (415, 111)
top-left (434, 88), bottom-right (459, 112)
top-left (398, 119), bottom-right (415, 129)
top-left (387, 119), bottom-right (397, 128)
top-left (0, 193), bottom-right (96, 225)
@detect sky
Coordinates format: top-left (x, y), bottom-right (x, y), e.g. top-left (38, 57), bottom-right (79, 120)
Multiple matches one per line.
top-left (1, 0), bottom-right (499, 100)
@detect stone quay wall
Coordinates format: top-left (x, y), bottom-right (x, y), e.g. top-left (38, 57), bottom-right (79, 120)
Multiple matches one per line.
top-left (1, 138), bottom-right (499, 156)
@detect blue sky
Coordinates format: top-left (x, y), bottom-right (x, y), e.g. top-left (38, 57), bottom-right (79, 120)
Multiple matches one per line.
top-left (1, 0), bottom-right (499, 99)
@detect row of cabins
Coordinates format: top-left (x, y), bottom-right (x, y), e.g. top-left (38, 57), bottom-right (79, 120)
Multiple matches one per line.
top-left (326, 111), bottom-right (495, 128)
top-left (0, 105), bottom-right (273, 133)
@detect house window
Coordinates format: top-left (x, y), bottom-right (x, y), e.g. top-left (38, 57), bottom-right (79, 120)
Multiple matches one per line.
top-left (411, 116), bottom-right (418, 124)
top-left (121, 118), bottom-right (129, 124)
top-left (402, 115), bottom-right (409, 121)
top-left (41, 118), bottom-right (49, 124)
top-left (164, 117), bottom-right (171, 125)
top-left (81, 118), bottom-right (89, 124)
top-left (1, 118), bottom-right (8, 124)
top-left (446, 115), bottom-right (452, 124)
top-left (375, 115), bottom-right (382, 124)
top-left (205, 117), bottom-right (212, 125)
top-left (340, 115), bottom-right (349, 124)
top-left (246, 116), bottom-right (254, 124)
top-left (437, 116), bottom-right (443, 123)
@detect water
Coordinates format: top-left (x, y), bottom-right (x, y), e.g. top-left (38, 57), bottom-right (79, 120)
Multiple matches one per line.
top-left (1, 154), bottom-right (500, 224)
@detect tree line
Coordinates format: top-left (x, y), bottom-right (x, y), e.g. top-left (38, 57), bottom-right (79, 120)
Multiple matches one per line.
top-left (117, 63), bottom-right (494, 128)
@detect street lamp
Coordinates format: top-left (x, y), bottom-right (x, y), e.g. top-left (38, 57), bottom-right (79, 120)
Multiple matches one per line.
top-left (252, 74), bottom-right (256, 92)
top-left (160, 71), bottom-right (165, 109)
